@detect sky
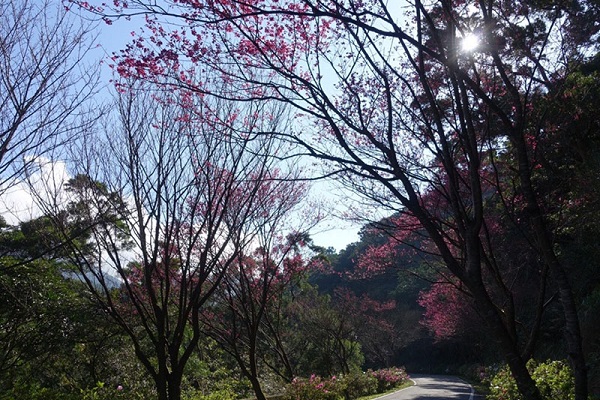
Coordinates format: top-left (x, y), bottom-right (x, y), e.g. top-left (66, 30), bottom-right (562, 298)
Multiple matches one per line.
top-left (0, 170), bottom-right (361, 252)
top-left (0, 6), bottom-right (362, 252)
top-left (93, 9), bottom-right (363, 251)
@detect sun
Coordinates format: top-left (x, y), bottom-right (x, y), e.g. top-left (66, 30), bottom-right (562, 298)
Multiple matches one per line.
top-left (461, 33), bottom-right (480, 52)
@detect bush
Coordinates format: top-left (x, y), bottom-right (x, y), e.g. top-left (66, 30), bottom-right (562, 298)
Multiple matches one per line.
top-left (488, 365), bottom-right (521, 400)
top-left (531, 360), bottom-right (575, 400)
top-left (338, 371), bottom-right (378, 399)
top-left (368, 367), bottom-right (409, 392)
top-left (283, 367), bottom-right (410, 400)
top-left (0, 380), bottom-right (132, 400)
top-left (0, 381), bottom-right (76, 400)
top-left (183, 388), bottom-right (236, 400)
top-left (80, 382), bottom-right (129, 400)
top-left (488, 360), bottom-right (575, 400)
top-left (284, 375), bottom-right (342, 400)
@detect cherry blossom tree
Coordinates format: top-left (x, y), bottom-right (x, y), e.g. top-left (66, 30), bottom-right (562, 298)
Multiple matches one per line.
top-left (357, 184), bottom-right (550, 353)
top-left (193, 165), bottom-right (314, 400)
top-left (34, 77), bottom-right (304, 400)
top-left (201, 233), bottom-right (312, 400)
top-left (417, 281), bottom-right (475, 341)
top-left (68, 0), bottom-right (600, 398)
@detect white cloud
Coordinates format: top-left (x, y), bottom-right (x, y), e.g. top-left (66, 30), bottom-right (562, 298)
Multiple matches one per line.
top-left (0, 157), bottom-right (71, 225)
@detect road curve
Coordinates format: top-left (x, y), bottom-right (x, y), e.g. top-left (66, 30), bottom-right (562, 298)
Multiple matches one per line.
top-left (374, 374), bottom-right (482, 400)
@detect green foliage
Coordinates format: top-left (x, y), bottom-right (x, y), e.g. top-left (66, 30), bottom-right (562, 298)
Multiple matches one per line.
top-left (0, 257), bottom-right (97, 390)
top-left (183, 388), bottom-right (236, 400)
top-left (80, 382), bottom-right (129, 400)
top-left (0, 214), bottom-right (146, 399)
top-left (531, 360), bottom-right (576, 400)
top-left (488, 365), bottom-right (523, 400)
top-left (488, 360), bottom-right (575, 400)
top-left (181, 336), bottom-right (252, 399)
top-left (284, 284), bottom-right (366, 377)
top-left (0, 380), bottom-right (72, 400)
top-left (338, 371), bottom-right (378, 399)
top-left (182, 374), bottom-right (249, 400)
top-left (0, 380), bottom-right (127, 400)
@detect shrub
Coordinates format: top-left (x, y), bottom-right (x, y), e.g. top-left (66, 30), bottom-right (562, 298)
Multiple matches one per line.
top-left (0, 380), bottom-right (131, 400)
top-left (488, 360), bottom-right (575, 400)
top-left (283, 367), bottom-right (410, 400)
top-left (369, 367), bottom-right (409, 392)
top-left (338, 371), bottom-right (378, 399)
top-left (183, 388), bottom-right (236, 400)
top-left (284, 375), bottom-right (342, 400)
top-left (0, 381), bottom-right (75, 400)
top-left (531, 360), bottom-right (575, 400)
top-left (488, 365), bottom-right (521, 400)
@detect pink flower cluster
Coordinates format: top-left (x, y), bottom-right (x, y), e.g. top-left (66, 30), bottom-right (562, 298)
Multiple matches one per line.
top-left (369, 367), bottom-right (409, 391)
top-left (287, 374), bottom-right (340, 400)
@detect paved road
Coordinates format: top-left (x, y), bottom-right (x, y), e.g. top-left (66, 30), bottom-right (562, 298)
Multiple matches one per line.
top-left (374, 375), bottom-right (483, 400)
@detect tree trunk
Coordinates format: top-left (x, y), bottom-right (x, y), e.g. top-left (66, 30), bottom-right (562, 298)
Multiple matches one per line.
top-left (167, 371), bottom-right (183, 400)
top-left (245, 335), bottom-right (267, 400)
top-left (536, 237), bottom-right (588, 400)
top-left (468, 283), bottom-right (544, 400)
top-left (156, 375), bottom-right (168, 400)
top-left (514, 133), bottom-right (589, 400)
top-left (417, 200), bottom-right (544, 400)
top-left (249, 376), bottom-right (267, 400)
top-left (554, 265), bottom-right (589, 400)
top-left (505, 352), bottom-right (542, 400)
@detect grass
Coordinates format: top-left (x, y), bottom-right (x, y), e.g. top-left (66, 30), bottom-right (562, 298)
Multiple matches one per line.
top-left (356, 381), bottom-right (414, 400)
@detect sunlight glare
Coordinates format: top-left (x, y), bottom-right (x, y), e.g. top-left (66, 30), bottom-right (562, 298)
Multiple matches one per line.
top-left (461, 33), bottom-right (480, 52)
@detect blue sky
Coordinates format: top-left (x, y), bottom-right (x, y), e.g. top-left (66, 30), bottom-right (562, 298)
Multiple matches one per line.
top-left (96, 17), bottom-right (361, 251)
top-left (0, 8), bottom-right (361, 252)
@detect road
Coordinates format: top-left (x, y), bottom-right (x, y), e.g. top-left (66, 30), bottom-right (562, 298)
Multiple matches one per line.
top-left (374, 375), bottom-right (483, 400)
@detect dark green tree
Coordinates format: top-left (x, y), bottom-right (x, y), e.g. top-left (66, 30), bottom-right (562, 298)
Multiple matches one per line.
top-left (0, 217), bottom-right (126, 398)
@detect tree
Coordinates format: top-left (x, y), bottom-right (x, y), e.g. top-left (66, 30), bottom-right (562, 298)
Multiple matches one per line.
top-left (0, 216), bottom-right (127, 398)
top-left (417, 280), bottom-right (476, 342)
top-left (285, 284), bottom-right (365, 378)
top-left (33, 78), bottom-right (304, 400)
top-left (329, 288), bottom-right (399, 369)
top-left (312, 232), bottom-right (423, 369)
top-left (202, 233), bottom-right (312, 400)
top-left (70, 0), bottom-right (600, 398)
top-left (356, 184), bottom-right (552, 357)
top-left (0, 0), bottom-right (99, 196)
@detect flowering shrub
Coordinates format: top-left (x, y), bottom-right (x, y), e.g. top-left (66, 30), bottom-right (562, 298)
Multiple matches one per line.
top-left (284, 375), bottom-right (342, 400)
top-left (369, 367), bottom-right (410, 392)
top-left (284, 367), bottom-right (410, 400)
top-left (488, 360), bottom-right (575, 400)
